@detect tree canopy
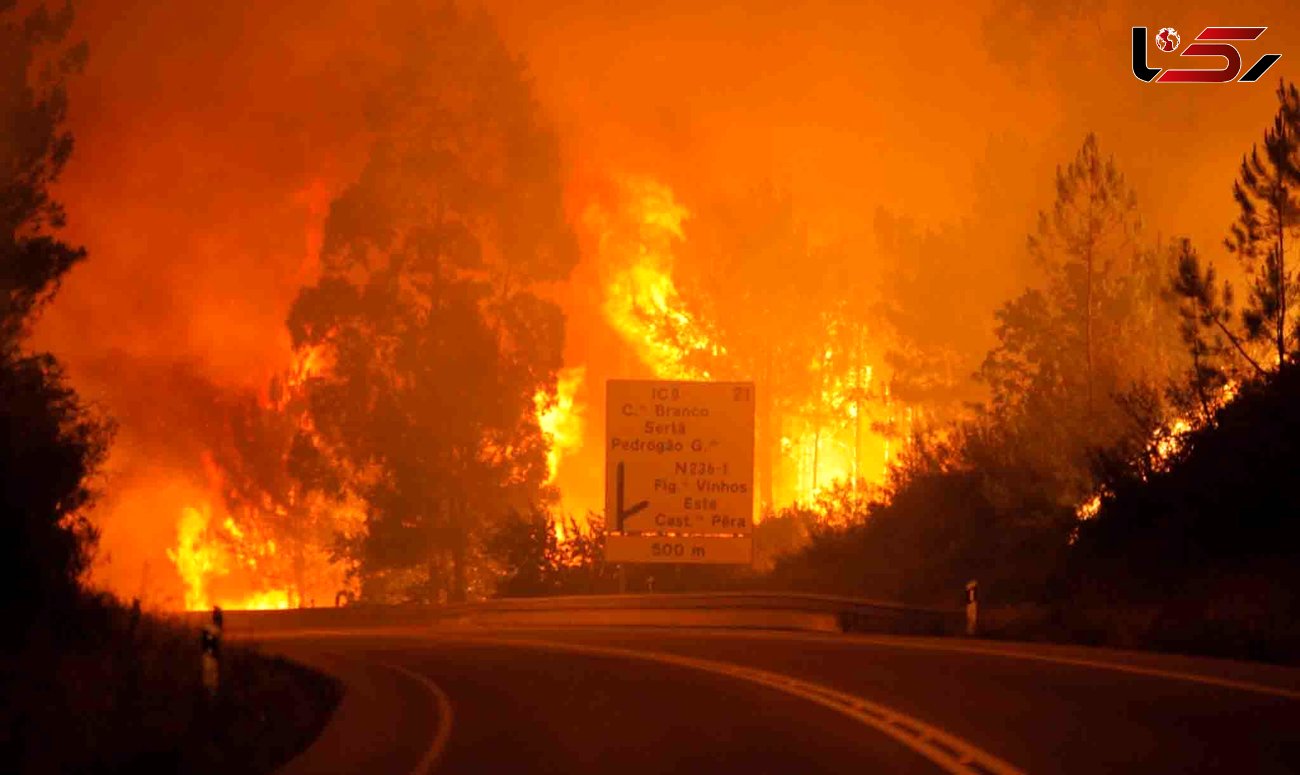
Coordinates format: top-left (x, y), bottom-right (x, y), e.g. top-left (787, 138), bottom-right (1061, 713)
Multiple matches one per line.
top-left (0, 0), bottom-right (109, 638)
top-left (285, 2), bottom-right (576, 602)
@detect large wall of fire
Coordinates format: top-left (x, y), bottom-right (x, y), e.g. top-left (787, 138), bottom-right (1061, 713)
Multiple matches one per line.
top-left (33, 0), bottom-right (1300, 609)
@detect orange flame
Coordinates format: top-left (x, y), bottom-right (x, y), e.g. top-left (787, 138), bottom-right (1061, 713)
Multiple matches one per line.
top-left (587, 176), bottom-right (719, 379)
top-left (1074, 379), bottom-right (1242, 522)
top-left (584, 175), bottom-right (892, 516)
top-left (163, 342), bottom-right (359, 611)
top-left (166, 502), bottom-right (293, 611)
top-left (535, 366), bottom-right (586, 484)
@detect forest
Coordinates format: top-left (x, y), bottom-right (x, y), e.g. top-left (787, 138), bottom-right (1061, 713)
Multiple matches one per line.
top-left (5, 1), bottom-right (1300, 668)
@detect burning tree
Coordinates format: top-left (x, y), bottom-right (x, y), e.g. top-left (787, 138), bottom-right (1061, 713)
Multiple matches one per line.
top-left (285, 3), bottom-right (576, 603)
top-left (675, 188), bottom-right (870, 507)
top-left (681, 189), bottom-right (811, 507)
top-left (1168, 239), bottom-right (1259, 425)
top-left (202, 373), bottom-right (357, 608)
top-left (589, 179), bottom-right (894, 511)
top-left (589, 175), bottom-right (719, 382)
top-left (1166, 82), bottom-right (1300, 425)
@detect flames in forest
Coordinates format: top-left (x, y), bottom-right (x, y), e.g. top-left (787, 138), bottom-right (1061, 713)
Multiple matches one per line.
top-left (37, 0), bottom-right (1280, 615)
top-left (163, 326), bottom-right (353, 610)
top-left (586, 177), bottom-right (720, 380)
top-left (152, 172), bottom-right (906, 609)
top-left (167, 482), bottom-right (360, 612)
top-left (1074, 380), bottom-right (1242, 523)
top-left (583, 176), bottom-right (895, 511)
top-left (536, 366), bottom-right (586, 484)
top-left (784, 353), bottom-right (890, 502)
top-left (167, 503), bottom-right (292, 611)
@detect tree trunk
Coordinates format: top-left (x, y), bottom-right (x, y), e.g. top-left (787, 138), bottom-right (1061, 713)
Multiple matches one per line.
top-left (812, 422), bottom-right (821, 493)
top-left (853, 389), bottom-right (862, 489)
top-left (1190, 300), bottom-right (1212, 423)
top-left (1278, 215), bottom-right (1287, 366)
top-left (450, 506), bottom-right (468, 603)
top-left (1085, 231), bottom-right (1095, 419)
top-left (292, 540), bottom-right (306, 608)
top-left (1278, 118), bottom-right (1292, 366)
top-left (757, 351), bottom-right (775, 514)
top-left (426, 557), bottom-right (442, 604)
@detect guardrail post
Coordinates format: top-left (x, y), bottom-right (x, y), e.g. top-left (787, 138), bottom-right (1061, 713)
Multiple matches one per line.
top-left (965, 580), bottom-right (978, 636)
top-left (200, 605), bottom-right (223, 697)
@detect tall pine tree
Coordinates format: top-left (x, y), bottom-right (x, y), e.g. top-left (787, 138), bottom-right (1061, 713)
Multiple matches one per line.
top-left (1226, 81), bottom-right (1300, 368)
top-left (979, 134), bottom-right (1181, 502)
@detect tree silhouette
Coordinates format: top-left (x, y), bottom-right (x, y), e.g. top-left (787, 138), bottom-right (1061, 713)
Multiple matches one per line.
top-left (1226, 81), bottom-right (1300, 368)
top-left (203, 382), bottom-right (351, 606)
top-left (1032, 133), bottom-right (1139, 417)
top-left (1167, 239), bottom-right (1264, 423)
top-left (286, 3), bottom-right (576, 603)
top-left (1072, 363), bottom-right (1300, 659)
top-left (978, 134), bottom-right (1180, 502)
top-left (0, 1), bottom-right (110, 638)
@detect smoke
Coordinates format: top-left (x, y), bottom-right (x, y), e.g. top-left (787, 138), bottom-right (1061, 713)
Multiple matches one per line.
top-left (30, 0), bottom-right (1300, 601)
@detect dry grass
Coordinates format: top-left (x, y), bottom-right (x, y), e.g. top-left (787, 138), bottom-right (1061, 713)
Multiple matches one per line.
top-left (1, 594), bottom-right (340, 774)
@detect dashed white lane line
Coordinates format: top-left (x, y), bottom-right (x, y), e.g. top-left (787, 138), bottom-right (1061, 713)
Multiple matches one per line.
top-left (378, 661), bottom-right (454, 775)
top-left (443, 635), bottom-right (1027, 775)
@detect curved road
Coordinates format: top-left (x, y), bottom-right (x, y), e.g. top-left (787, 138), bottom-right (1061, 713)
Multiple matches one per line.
top-left (260, 626), bottom-right (1300, 774)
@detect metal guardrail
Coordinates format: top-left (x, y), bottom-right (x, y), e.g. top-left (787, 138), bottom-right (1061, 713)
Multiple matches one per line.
top-left (196, 592), bottom-right (963, 637)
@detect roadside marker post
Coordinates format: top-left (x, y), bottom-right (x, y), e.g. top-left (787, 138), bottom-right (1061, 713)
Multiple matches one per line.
top-left (965, 581), bottom-right (978, 636)
top-left (200, 606), bottom-right (223, 697)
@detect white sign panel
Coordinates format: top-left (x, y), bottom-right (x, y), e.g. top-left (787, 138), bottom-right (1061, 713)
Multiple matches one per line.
top-left (605, 379), bottom-right (754, 564)
top-left (605, 534), bottom-right (754, 565)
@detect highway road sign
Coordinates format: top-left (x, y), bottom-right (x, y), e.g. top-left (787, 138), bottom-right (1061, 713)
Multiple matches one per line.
top-left (605, 379), bottom-right (754, 564)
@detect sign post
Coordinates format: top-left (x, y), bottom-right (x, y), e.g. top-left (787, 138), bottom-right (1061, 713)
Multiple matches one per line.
top-left (605, 379), bottom-right (755, 565)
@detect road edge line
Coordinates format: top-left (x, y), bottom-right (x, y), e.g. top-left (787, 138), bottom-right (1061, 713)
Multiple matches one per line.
top-left (829, 636), bottom-right (1300, 701)
top-left (619, 629), bottom-right (1300, 701)
top-left (378, 661), bottom-right (455, 775)
top-left (446, 635), bottom-right (1025, 775)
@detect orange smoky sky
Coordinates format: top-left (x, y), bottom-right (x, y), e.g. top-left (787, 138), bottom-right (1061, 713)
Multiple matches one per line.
top-left (30, 0), bottom-right (1300, 600)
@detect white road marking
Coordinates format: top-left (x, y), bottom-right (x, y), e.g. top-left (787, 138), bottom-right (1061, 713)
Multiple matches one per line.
top-left (869, 639), bottom-right (1300, 701)
top-left (444, 635), bottom-right (1026, 775)
top-left (710, 631), bottom-right (1300, 702)
top-left (378, 661), bottom-right (455, 775)
top-left (254, 625), bottom-right (1300, 701)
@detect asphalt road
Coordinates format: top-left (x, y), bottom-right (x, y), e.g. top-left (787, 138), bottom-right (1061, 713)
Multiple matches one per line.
top-left (258, 625), bottom-right (1300, 774)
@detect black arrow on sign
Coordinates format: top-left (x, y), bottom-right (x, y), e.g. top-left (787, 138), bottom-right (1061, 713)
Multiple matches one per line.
top-left (616, 461), bottom-right (650, 532)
